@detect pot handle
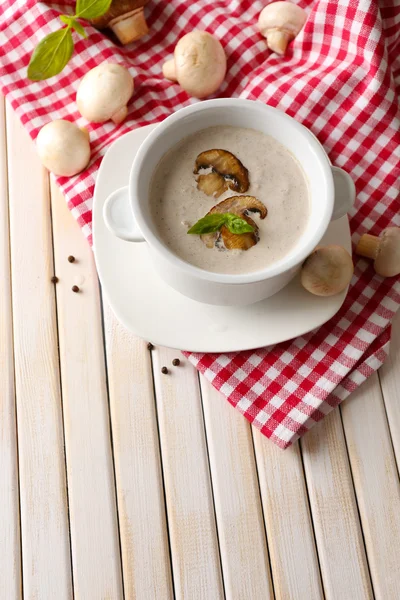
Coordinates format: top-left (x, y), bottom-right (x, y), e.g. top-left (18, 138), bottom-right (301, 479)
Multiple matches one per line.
top-left (331, 166), bottom-right (356, 221)
top-left (103, 187), bottom-right (145, 242)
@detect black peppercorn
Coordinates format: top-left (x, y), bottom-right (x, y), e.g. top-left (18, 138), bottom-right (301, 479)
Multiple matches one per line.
top-left (51, 276), bottom-right (59, 283)
top-left (172, 358), bottom-right (180, 366)
top-left (72, 285), bottom-right (79, 293)
top-left (68, 255), bottom-right (75, 263)
top-left (161, 366), bottom-right (168, 374)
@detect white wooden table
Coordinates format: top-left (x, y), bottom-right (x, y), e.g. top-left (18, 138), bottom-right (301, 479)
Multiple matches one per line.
top-left (1, 97), bottom-right (400, 600)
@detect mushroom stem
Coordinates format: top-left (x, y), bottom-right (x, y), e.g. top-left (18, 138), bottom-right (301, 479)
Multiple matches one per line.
top-left (79, 127), bottom-right (90, 141)
top-left (258, 2), bottom-right (307, 56)
top-left (265, 29), bottom-right (292, 55)
top-left (110, 8), bottom-right (148, 44)
top-left (356, 234), bottom-right (380, 260)
top-left (111, 105), bottom-right (129, 124)
top-left (162, 59), bottom-right (177, 82)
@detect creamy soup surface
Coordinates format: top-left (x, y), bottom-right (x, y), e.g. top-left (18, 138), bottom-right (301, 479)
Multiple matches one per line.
top-left (149, 126), bottom-right (310, 274)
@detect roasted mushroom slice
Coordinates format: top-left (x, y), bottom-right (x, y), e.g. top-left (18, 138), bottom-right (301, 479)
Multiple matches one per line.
top-left (194, 149), bottom-right (250, 196)
top-left (197, 172), bottom-right (227, 198)
top-left (201, 195), bottom-right (267, 251)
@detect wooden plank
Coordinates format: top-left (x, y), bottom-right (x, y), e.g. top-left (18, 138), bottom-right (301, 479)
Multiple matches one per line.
top-left (152, 348), bottom-right (224, 599)
top-left (341, 373), bottom-right (400, 599)
top-left (0, 97), bottom-right (22, 599)
top-left (379, 313), bottom-right (400, 466)
top-left (199, 377), bottom-right (274, 600)
top-left (103, 303), bottom-right (174, 599)
top-left (6, 105), bottom-right (73, 598)
top-left (252, 428), bottom-right (324, 600)
top-left (50, 182), bottom-right (123, 599)
top-left (301, 410), bottom-right (373, 599)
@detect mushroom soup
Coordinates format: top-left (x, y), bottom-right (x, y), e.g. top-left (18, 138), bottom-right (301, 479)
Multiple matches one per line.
top-left (150, 125), bottom-right (310, 274)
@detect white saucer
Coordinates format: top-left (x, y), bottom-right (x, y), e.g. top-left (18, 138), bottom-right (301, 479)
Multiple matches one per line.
top-left (93, 124), bottom-right (351, 352)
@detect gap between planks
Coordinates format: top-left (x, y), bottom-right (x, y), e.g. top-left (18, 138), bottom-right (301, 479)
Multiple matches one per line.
top-left (301, 408), bottom-right (374, 599)
top-left (6, 102), bottom-right (73, 599)
top-left (341, 370), bottom-right (400, 599)
top-left (199, 375), bottom-right (275, 600)
top-left (0, 95), bottom-right (22, 600)
top-left (251, 423), bottom-right (324, 600)
top-left (102, 300), bottom-right (175, 600)
top-left (50, 180), bottom-right (124, 599)
top-left (379, 311), bottom-right (400, 472)
top-left (151, 347), bottom-right (226, 599)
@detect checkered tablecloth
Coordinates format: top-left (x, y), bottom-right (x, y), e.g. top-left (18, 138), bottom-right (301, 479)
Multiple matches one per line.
top-left (1, 0), bottom-right (399, 447)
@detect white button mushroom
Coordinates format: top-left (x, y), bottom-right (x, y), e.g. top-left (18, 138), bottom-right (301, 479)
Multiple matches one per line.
top-left (301, 245), bottom-right (354, 296)
top-left (36, 120), bottom-right (91, 177)
top-left (77, 63), bottom-right (134, 124)
top-left (356, 227), bottom-right (400, 277)
top-left (162, 31), bottom-right (227, 98)
top-left (258, 1), bottom-right (307, 56)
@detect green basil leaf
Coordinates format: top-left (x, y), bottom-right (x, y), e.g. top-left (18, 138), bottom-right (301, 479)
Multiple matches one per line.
top-left (60, 15), bottom-right (87, 38)
top-left (225, 213), bottom-right (254, 234)
top-left (187, 212), bottom-right (255, 235)
top-left (75, 0), bottom-right (112, 20)
top-left (187, 214), bottom-right (229, 235)
top-left (27, 28), bottom-right (74, 81)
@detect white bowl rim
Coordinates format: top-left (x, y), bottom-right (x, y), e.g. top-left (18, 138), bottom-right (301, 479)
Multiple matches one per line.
top-left (129, 98), bottom-right (334, 285)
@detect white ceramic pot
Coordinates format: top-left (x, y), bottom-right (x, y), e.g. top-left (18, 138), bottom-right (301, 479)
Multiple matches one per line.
top-left (103, 98), bottom-right (355, 306)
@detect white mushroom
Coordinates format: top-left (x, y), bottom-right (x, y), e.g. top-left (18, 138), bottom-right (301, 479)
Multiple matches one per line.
top-left (162, 31), bottom-right (227, 98)
top-left (356, 227), bottom-right (400, 277)
top-left (301, 245), bottom-right (354, 296)
top-left (258, 1), bottom-right (307, 55)
top-left (77, 63), bottom-right (134, 124)
top-left (36, 120), bottom-right (91, 177)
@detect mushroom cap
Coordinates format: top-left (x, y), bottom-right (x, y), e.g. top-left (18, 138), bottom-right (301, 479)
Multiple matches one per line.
top-left (174, 31), bottom-right (226, 98)
top-left (258, 1), bottom-right (307, 36)
top-left (301, 245), bottom-right (354, 297)
top-left (76, 63), bottom-right (134, 123)
top-left (36, 120), bottom-right (91, 177)
top-left (374, 228), bottom-right (400, 277)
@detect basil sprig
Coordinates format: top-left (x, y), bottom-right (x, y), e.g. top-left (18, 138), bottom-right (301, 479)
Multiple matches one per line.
top-left (28, 29), bottom-right (75, 81)
top-left (187, 213), bottom-right (254, 235)
top-left (27, 0), bottom-right (112, 81)
top-left (59, 15), bottom-right (87, 38)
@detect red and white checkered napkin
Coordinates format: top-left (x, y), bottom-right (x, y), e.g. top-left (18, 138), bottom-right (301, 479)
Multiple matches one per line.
top-left (1, 1), bottom-right (399, 447)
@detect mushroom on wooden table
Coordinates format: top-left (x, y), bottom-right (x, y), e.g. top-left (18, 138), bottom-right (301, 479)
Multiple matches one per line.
top-left (162, 31), bottom-right (227, 98)
top-left (77, 63), bottom-right (134, 124)
top-left (258, 1), bottom-right (307, 55)
top-left (356, 227), bottom-right (400, 277)
top-left (36, 120), bottom-right (91, 177)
